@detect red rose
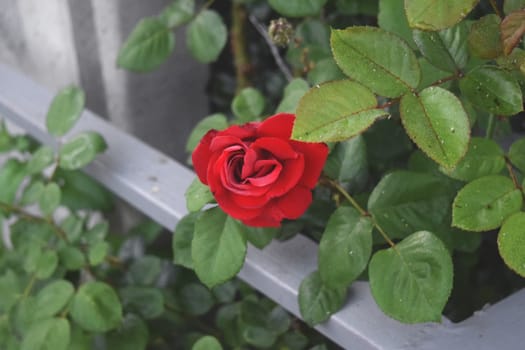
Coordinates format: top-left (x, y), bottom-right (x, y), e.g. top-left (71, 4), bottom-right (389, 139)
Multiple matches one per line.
top-left (192, 113), bottom-right (328, 227)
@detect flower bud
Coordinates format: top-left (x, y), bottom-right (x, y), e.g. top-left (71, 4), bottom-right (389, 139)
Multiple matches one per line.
top-left (268, 18), bottom-right (294, 47)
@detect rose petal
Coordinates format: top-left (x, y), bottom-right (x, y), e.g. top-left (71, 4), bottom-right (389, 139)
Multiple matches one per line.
top-left (192, 129), bottom-right (218, 184)
top-left (252, 137), bottom-right (298, 160)
top-left (265, 155), bottom-right (304, 198)
top-left (217, 123), bottom-right (258, 140)
top-left (290, 141), bottom-right (328, 188)
top-left (257, 113), bottom-right (295, 139)
top-left (247, 160), bottom-right (282, 187)
top-left (275, 185), bottom-right (312, 219)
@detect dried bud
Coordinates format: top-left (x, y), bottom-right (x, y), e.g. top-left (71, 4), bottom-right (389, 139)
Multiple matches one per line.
top-left (268, 18), bottom-right (294, 47)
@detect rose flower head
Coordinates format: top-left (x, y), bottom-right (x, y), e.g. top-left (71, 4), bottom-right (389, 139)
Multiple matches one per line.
top-left (192, 113), bottom-right (328, 227)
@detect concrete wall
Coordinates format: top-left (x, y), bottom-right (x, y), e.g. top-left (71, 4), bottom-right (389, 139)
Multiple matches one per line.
top-left (0, 0), bottom-right (209, 162)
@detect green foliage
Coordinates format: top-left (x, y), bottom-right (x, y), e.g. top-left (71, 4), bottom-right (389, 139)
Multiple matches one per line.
top-left (185, 113), bottom-right (228, 153)
top-left (187, 10), bottom-right (227, 63)
top-left (231, 87), bottom-right (265, 122)
top-left (369, 231), bottom-right (453, 323)
top-left (59, 131), bottom-right (107, 170)
top-left (498, 212), bottom-right (525, 277)
top-left (404, 0), bottom-right (479, 31)
top-left (160, 0), bottom-right (195, 27)
top-left (276, 78), bottom-right (310, 113)
top-left (268, 0), bottom-right (327, 17)
top-left (468, 15), bottom-right (503, 59)
top-left (117, 18), bottom-right (175, 72)
top-left (45, 86), bottom-right (85, 137)
top-left (185, 177), bottom-right (214, 212)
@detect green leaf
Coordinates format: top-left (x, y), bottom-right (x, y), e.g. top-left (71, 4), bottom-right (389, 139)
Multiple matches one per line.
top-left (185, 177), bottom-right (214, 212)
top-left (467, 15), bottom-right (503, 59)
top-left (173, 212), bottom-right (198, 269)
top-left (378, 0), bottom-right (415, 48)
top-left (46, 86), bottom-right (85, 137)
top-left (117, 18), bottom-right (175, 72)
top-left (508, 137), bottom-right (525, 173)
top-left (498, 212), bottom-right (525, 277)
top-left (413, 23), bottom-right (468, 72)
top-left (369, 231), bottom-right (453, 323)
top-left (298, 271), bottom-right (346, 326)
top-left (160, 0), bottom-right (195, 27)
top-left (459, 66), bottom-right (523, 116)
top-left (186, 114), bottom-right (228, 153)
top-left (0, 270), bottom-right (22, 312)
top-left (59, 131), bottom-right (107, 170)
top-left (70, 282), bottom-right (122, 332)
top-left (60, 214), bottom-right (84, 243)
top-left (192, 207), bottom-right (247, 288)
top-left (368, 171), bottom-right (455, 239)
top-left (127, 255), bottom-right (162, 286)
top-left (21, 318), bottom-right (70, 350)
top-left (242, 325), bottom-right (276, 348)
top-left (58, 246), bottom-right (85, 270)
top-left (440, 137), bottom-right (505, 181)
top-left (505, 0), bottom-right (525, 14)
top-left (56, 169), bottom-right (113, 211)
top-left (20, 180), bottom-right (45, 206)
top-left (452, 175), bottom-right (523, 231)
top-left (276, 79), bottom-right (310, 113)
top-left (39, 183), bottom-right (61, 217)
top-left (88, 241), bottom-right (109, 266)
top-left (244, 226), bottom-right (278, 249)
top-left (34, 280), bottom-right (75, 320)
top-left (192, 336), bottom-right (223, 350)
top-left (231, 88), bottom-right (265, 122)
top-left (268, 0), bottom-right (327, 17)
top-left (187, 10), bottom-right (227, 63)
top-left (107, 314), bottom-right (149, 350)
top-left (400, 86), bottom-right (470, 168)
top-left (180, 283), bottom-right (214, 315)
top-left (405, 0), bottom-right (479, 31)
top-left (307, 59), bottom-right (345, 86)
top-left (318, 207), bottom-right (373, 288)
top-left (27, 146), bottom-right (54, 175)
top-left (119, 286), bottom-right (164, 319)
top-left (331, 26), bottom-right (420, 98)
top-left (323, 135), bottom-right (368, 190)
top-left (35, 251), bottom-right (59, 279)
top-left (418, 58), bottom-right (453, 90)
top-left (293, 80), bottom-right (387, 142)
top-left (0, 159), bottom-right (27, 204)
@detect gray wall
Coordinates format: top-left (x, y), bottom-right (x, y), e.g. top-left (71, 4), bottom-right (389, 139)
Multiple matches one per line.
top-left (0, 0), bottom-right (209, 162)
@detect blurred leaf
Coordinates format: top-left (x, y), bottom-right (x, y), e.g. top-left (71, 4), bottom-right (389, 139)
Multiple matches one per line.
top-left (186, 114), bottom-right (228, 153)
top-left (319, 207), bottom-right (373, 288)
top-left (35, 250), bottom-right (58, 279)
top-left (187, 10), bottom-right (227, 63)
top-left (0, 270), bottom-right (21, 312)
top-left (60, 214), bottom-right (84, 243)
top-left (298, 271), bottom-right (346, 326)
top-left (0, 159), bottom-right (26, 204)
top-left (268, 0), bottom-right (327, 17)
top-left (58, 246), bottom-right (85, 270)
top-left (88, 241), bottom-right (109, 266)
top-left (117, 18), bottom-right (174, 72)
top-left (180, 283), bottom-right (214, 315)
top-left (498, 212), bottom-right (525, 277)
top-left (293, 80), bottom-right (387, 142)
top-left (173, 212), bottom-right (198, 269)
top-left (331, 26), bottom-right (420, 97)
top-left (244, 226), bottom-right (278, 249)
top-left (400, 87), bottom-right (470, 169)
top-left (452, 175), bottom-right (522, 231)
top-left (71, 282), bottom-right (122, 332)
top-left (405, 0), bottom-right (479, 31)
top-left (192, 336), bottom-right (223, 350)
top-left (59, 131), bottom-right (107, 170)
top-left (501, 9), bottom-right (525, 55)
top-left (508, 137), bottom-right (525, 173)
top-left (440, 137), bottom-right (505, 181)
top-left (107, 314), bottom-right (149, 350)
top-left (459, 66), bottom-right (523, 116)
top-left (504, 0), bottom-right (525, 13)
top-left (185, 177), bottom-right (214, 212)
top-left (56, 169), bottom-right (113, 211)
top-left (21, 318), bottom-right (70, 350)
top-left (369, 231), bottom-right (453, 323)
top-left (232, 88), bottom-right (265, 122)
top-left (468, 15), bottom-right (503, 59)
top-left (46, 86), bottom-right (85, 137)
top-left (413, 22), bottom-right (468, 72)
top-left (120, 286), bottom-right (164, 319)
top-left (20, 180), bottom-right (45, 206)
top-left (39, 183), bottom-right (61, 217)
top-left (192, 208), bottom-right (247, 288)
top-left (34, 280), bottom-right (75, 320)
top-left (276, 79), bottom-right (310, 113)
top-left (368, 171), bottom-right (456, 239)
top-left (26, 146), bottom-right (54, 175)
top-left (160, 0), bottom-right (195, 27)
top-left (378, 0), bottom-right (415, 48)
top-left (324, 135), bottom-right (368, 191)
top-left (127, 255), bottom-right (162, 286)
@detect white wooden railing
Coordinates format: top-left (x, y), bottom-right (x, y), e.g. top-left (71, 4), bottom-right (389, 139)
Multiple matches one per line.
top-left (0, 63), bottom-right (523, 349)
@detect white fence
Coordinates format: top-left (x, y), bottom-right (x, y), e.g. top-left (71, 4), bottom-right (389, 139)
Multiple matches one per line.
top-left (0, 63), bottom-right (523, 349)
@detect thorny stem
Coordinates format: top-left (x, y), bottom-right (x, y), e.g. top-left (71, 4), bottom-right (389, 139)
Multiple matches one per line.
top-left (248, 14), bottom-right (293, 82)
top-left (489, 0), bottom-right (504, 19)
top-left (505, 156), bottom-right (523, 191)
top-left (231, 2), bottom-right (251, 92)
top-left (0, 201), bottom-right (69, 243)
top-left (320, 176), bottom-right (396, 248)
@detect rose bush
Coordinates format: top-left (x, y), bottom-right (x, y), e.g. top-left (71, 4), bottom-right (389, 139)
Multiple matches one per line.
top-left (192, 113), bottom-right (328, 227)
